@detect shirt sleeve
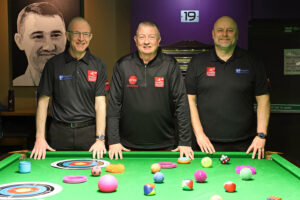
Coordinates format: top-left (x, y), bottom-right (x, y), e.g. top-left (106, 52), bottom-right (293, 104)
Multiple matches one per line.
top-left (107, 62), bottom-right (123, 145)
top-left (185, 56), bottom-right (198, 95)
top-left (95, 60), bottom-right (108, 96)
top-left (169, 60), bottom-right (192, 146)
top-left (38, 60), bottom-right (54, 97)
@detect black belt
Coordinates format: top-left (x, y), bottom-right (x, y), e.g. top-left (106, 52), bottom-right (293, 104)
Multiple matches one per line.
top-left (54, 119), bottom-right (95, 128)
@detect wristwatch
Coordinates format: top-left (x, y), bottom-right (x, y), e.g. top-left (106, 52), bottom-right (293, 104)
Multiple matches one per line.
top-left (257, 132), bottom-right (267, 139)
top-left (96, 134), bottom-right (105, 141)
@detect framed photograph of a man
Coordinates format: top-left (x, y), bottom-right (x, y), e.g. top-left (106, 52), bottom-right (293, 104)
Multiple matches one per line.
top-left (9, 0), bottom-right (83, 86)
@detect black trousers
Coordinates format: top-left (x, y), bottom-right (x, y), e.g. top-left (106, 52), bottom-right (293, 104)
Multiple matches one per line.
top-left (48, 121), bottom-right (96, 151)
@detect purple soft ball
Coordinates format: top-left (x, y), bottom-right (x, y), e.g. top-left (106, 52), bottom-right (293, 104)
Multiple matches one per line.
top-left (194, 170), bottom-right (207, 182)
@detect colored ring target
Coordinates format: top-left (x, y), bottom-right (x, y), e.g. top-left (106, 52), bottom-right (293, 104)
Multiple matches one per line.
top-left (0, 182), bottom-right (62, 199)
top-left (51, 159), bottom-right (110, 169)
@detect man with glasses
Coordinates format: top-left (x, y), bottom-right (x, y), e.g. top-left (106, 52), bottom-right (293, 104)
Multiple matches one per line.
top-left (30, 17), bottom-right (108, 160)
top-left (107, 21), bottom-right (194, 160)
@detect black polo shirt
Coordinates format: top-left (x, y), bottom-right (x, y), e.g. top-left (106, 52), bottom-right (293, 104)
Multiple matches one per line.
top-left (185, 47), bottom-right (268, 142)
top-left (38, 49), bottom-right (107, 123)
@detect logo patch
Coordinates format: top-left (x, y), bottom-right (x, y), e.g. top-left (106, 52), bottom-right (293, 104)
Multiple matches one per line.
top-left (127, 76), bottom-right (138, 87)
top-left (59, 75), bottom-right (72, 80)
top-left (206, 67), bottom-right (216, 77)
top-left (105, 80), bottom-right (110, 91)
top-left (155, 77), bottom-right (164, 87)
top-left (88, 70), bottom-right (98, 82)
top-left (235, 68), bottom-right (249, 74)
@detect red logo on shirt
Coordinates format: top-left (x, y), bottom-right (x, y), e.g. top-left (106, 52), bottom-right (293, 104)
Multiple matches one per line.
top-left (129, 76), bottom-right (137, 85)
top-left (127, 76), bottom-right (138, 87)
top-left (206, 67), bottom-right (216, 77)
top-left (155, 77), bottom-right (164, 87)
top-left (88, 70), bottom-right (98, 82)
top-left (105, 80), bottom-right (110, 91)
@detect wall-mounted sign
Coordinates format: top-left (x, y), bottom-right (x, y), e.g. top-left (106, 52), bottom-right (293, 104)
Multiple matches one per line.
top-left (284, 49), bottom-right (300, 75)
top-left (181, 10), bottom-right (199, 23)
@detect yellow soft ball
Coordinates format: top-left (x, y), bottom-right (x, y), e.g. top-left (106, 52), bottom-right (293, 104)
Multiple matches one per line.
top-left (151, 163), bottom-right (161, 173)
top-left (201, 157), bottom-right (212, 168)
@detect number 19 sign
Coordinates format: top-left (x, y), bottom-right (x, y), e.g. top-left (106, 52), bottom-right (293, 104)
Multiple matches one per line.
top-left (181, 10), bottom-right (199, 23)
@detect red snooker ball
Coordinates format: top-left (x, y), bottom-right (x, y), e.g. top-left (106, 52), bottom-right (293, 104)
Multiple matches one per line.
top-left (224, 181), bottom-right (236, 193)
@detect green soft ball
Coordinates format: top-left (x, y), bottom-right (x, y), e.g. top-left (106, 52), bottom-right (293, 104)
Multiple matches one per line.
top-left (240, 168), bottom-right (252, 180)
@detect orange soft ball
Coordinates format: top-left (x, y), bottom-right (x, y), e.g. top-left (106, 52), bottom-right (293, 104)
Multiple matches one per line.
top-left (151, 163), bottom-right (161, 173)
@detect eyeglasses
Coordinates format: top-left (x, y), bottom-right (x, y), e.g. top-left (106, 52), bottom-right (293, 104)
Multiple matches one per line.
top-left (68, 31), bottom-right (91, 38)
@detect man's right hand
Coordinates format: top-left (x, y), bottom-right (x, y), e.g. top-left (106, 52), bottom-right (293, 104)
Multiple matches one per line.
top-left (108, 143), bottom-right (130, 160)
top-left (30, 138), bottom-right (55, 160)
top-left (196, 133), bottom-right (216, 154)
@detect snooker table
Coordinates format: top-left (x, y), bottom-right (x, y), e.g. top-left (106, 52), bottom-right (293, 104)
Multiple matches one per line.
top-left (0, 151), bottom-right (299, 200)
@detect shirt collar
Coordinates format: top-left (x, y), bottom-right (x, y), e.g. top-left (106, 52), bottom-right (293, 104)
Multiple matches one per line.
top-left (210, 46), bottom-right (242, 63)
top-left (64, 48), bottom-right (91, 65)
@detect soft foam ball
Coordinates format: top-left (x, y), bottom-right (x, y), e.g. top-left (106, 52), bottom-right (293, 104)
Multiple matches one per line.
top-left (224, 181), bottom-right (236, 193)
top-left (182, 179), bottom-right (193, 190)
top-left (91, 165), bottom-right (101, 176)
top-left (210, 194), bottom-right (223, 200)
top-left (144, 184), bottom-right (155, 195)
top-left (98, 174), bottom-right (118, 192)
top-left (240, 168), bottom-right (253, 180)
top-left (201, 157), bottom-right (212, 168)
top-left (151, 163), bottom-right (161, 173)
top-left (194, 170), bottom-right (207, 183)
top-left (153, 172), bottom-right (164, 183)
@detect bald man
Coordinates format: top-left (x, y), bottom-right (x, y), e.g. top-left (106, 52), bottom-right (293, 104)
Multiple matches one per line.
top-left (30, 17), bottom-right (108, 160)
top-left (185, 16), bottom-right (270, 159)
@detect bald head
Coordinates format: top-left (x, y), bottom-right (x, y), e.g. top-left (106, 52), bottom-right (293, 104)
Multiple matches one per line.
top-left (212, 16), bottom-right (238, 51)
top-left (68, 17), bottom-right (92, 32)
top-left (213, 16), bottom-right (238, 33)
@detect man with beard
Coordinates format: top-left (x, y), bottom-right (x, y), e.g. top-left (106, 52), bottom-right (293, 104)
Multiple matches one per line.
top-left (185, 16), bottom-right (270, 159)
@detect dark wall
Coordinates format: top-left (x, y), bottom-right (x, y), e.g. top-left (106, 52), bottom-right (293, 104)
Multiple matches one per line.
top-left (252, 0), bottom-right (300, 19)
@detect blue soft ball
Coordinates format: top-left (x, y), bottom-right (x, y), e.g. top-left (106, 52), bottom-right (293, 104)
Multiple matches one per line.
top-left (153, 172), bottom-right (164, 183)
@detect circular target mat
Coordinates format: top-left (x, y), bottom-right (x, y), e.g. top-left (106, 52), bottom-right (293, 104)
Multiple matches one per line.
top-left (51, 159), bottom-right (110, 169)
top-left (0, 182), bottom-right (62, 199)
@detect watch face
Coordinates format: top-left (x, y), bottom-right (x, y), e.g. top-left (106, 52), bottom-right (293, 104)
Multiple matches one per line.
top-left (258, 133), bottom-right (266, 138)
top-left (98, 135), bottom-right (105, 140)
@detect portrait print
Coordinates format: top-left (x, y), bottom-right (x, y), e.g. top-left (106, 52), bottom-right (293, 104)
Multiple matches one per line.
top-left (9, 0), bottom-right (82, 86)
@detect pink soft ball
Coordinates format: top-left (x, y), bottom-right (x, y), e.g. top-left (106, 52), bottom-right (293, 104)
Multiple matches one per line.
top-left (98, 174), bottom-right (118, 192)
top-left (91, 166), bottom-right (102, 176)
top-left (194, 170), bottom-right (207, 182)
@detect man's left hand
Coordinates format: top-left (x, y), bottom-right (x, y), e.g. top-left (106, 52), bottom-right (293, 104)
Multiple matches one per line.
top-left (172, 146), bottom-right (194, 160)
top-left (89, 140), bottom-right (107, 159)
top-left (246, 136), bottom-right (266, 159)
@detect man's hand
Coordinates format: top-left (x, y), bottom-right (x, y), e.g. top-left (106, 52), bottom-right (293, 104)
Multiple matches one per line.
top-left (172, 146), bottom-right (194, 160)
top-left (246, 136), bottom-right (266, 159)
top-left (89, 140), bottom-right (106, 159)
top-left (30, 138), bottom-right (55, 160)
top-left (196, 134), bottom-right (216, 154)
top-left (108, 143), bottom-right (130, 160)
